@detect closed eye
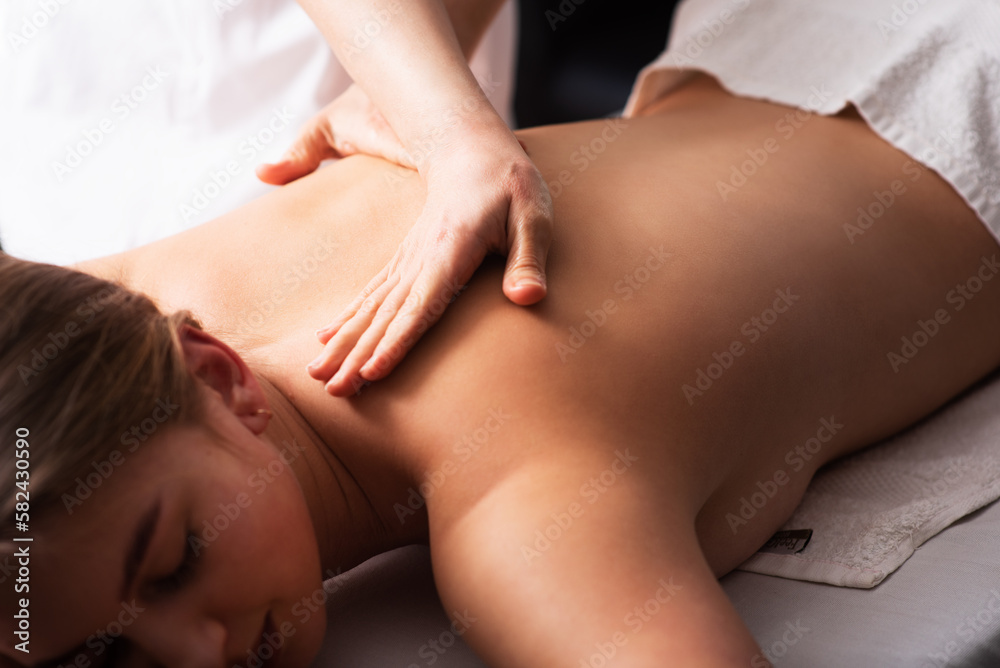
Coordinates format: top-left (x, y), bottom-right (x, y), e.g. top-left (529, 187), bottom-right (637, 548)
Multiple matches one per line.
top-left (150, 533), bottom-right (199, 596)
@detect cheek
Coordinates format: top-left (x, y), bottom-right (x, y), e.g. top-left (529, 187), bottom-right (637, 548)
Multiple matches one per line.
top-left (241, 470), bottom-right (328, 665)
top-left (198, 462), bottom-right (323, 603)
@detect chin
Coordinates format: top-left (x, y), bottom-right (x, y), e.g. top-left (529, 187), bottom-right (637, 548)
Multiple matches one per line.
top-left (275, 583), bottom-right (329, 668)
top-left (285, 626), bottom-right (327, 668)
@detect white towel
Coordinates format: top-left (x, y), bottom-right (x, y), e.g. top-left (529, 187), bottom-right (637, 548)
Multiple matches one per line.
top-left (737, 367), bottom-right (1000, 588)
top-left (623, 0), bottom-right (1000, 247)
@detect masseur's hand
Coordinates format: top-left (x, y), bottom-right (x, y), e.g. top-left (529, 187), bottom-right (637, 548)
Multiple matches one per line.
top-left (307, 123), bottom-right (553, 396)
top-left (256, 83), bottom-right (413, 184)
top-left (285, 0), bottom-right (550, 396)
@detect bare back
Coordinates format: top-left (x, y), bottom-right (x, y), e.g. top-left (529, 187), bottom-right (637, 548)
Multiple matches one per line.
top-left (77, 75), bottom-right (1000, 666)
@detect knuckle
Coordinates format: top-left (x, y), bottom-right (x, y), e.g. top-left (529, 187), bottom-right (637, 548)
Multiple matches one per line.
top-left (432, 223), bottom-right (460, 248)
top-left (509, 256), bottom-right (543, 278)
top-left (505, 159), bottom-right (542, 191)
top-left (358, 295), bottom-right (381, 315)
top-left (402, 289), bottom-right (426, 313)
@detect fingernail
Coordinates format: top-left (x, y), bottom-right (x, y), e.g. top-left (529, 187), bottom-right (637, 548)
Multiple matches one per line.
top-left (516, 277), bottom-right (544, 289)
top-left (307, 357), bottom-right (322, 371)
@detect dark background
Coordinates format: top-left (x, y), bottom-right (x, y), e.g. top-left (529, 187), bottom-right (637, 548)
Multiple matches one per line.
top-left (513, 0), bottom-right (681, 127)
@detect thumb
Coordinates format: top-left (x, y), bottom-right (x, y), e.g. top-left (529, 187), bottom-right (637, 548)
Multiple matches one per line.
top-left (256, 121), bottom-right (340, 185)
top-left (502, 206), bottom-right (552, 306)
top-left (368, 127), bottom-right (417, 170)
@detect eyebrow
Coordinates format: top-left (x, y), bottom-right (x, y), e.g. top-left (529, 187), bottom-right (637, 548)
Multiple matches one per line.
top-left (121, 499), bottom-right (161, 600)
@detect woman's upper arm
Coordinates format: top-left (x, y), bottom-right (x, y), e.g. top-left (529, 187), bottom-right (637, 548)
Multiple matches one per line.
top-left (427, 463), bottom-right (761, 667)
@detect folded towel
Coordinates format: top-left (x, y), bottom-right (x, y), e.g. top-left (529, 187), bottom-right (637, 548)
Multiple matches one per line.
top-left (624, 0), bottom-right (1000, 248)
top-left (738, 368), bottom-right (1000, 588)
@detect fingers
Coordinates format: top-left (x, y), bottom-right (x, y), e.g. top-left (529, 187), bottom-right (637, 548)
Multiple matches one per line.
top-left (316, 264), bottom-right (392, 345)
top-left (361, 258), bottom-right (473, 380)
top-left (308, 238), bottom-right (481, 397)
top-left (327, 281), bottom-right (422, 393)
top-left (307, 273), bottom-right (400, 395)
top-left (361, 110), bottom-right (417, 170)
top-left (502, 176), bottom-right (553, 306)
top-left (256, 121), bottom-right (340, 185)
top-left (304, 141), bottom-right (553, 397)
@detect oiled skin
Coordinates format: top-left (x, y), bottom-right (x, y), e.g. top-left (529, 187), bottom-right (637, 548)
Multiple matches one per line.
top-left (79, 76), bottom-right (1000, 666)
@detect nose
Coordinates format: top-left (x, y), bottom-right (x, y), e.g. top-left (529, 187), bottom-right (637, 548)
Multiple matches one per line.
top-left (125, 606), bottom-right (228, 668)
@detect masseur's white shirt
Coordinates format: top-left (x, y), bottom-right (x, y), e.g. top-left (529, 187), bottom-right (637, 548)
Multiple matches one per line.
top-left (0, 0), bottom-right (516, 264)
top-left (625, 0), bottom-right (1000, 245)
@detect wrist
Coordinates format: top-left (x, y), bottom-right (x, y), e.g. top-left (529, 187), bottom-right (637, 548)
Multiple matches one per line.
top-left (405, 102), bottom-right (516, 173)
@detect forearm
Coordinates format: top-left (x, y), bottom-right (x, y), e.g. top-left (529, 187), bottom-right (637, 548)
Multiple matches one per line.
top-left (441, 0), bottom-right (508, 58)
top-left (296, 0), bottom-right (512, 162)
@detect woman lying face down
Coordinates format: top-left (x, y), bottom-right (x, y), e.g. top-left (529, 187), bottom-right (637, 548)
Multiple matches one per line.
top-left (4, 74), bottom-right (1000, 667)
top-left (0, 264), bottom-right (332, 666)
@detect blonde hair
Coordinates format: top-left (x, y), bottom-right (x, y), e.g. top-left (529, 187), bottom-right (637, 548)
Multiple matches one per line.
top-left (0, 253), bottom-right (207, 536)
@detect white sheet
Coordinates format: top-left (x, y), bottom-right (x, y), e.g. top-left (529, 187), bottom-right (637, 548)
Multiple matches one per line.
top-left (721, 498), bottom-right (1000, 667)
top-left (312, 496), bottom-right (1000, 667)
top-left (0, 0), bottom-right (516, 265)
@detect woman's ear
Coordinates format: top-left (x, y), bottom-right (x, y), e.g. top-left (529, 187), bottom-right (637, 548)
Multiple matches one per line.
top-left (178, 325), bottom-right (271, 434)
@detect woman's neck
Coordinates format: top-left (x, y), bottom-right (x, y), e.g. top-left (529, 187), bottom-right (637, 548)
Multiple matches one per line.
top-left (254, 371), bottom-right (429, 574)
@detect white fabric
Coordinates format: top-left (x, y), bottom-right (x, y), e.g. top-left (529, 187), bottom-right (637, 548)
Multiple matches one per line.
top-left (624, 0), bottom-right (1000, 247)
top-left (0, 0), bottom-right (516, 265)
top-left (721, 498), bottom-right (1000, 668)
top-left (738, 367), bottom-right (1000, 588)
top-left (307, 504), bottom-right (1000, 667)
